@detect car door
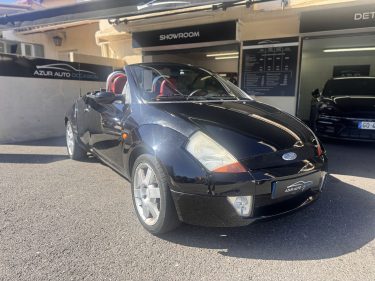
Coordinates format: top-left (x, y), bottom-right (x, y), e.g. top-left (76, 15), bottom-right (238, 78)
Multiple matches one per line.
top-left (90, 84), bottom-right (132, 172)
top-left (76, 95), bottom-right (96, 146)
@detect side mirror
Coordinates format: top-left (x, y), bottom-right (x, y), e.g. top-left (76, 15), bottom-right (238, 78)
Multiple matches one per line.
top-left (311, 89), bottom-right (321, 98)
top-left (95, 91), bottom-right (123, 104)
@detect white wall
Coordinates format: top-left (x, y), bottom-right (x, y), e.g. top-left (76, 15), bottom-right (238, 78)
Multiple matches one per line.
top-left (0, 77), bottom-right (104, 143)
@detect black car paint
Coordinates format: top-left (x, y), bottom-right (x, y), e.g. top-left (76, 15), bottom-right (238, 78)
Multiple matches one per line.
top-left (311, 77), bottom-right (375, 141)
top-left (66, 63), bottom-right (327, 227)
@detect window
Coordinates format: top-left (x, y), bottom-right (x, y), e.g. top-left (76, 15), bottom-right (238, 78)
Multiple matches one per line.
top-left (24, 44), bottom-right (32, 56)
top-left (34, 45), bottom-right (44, 58)
top-left (323, 78), bottom-right (375, 97)
top-left (124, 82), bottom-right (131, 104)
top-left (0, 39), bottom-right (44, 58)
top-left (7, 42), bottom-right (21, 55)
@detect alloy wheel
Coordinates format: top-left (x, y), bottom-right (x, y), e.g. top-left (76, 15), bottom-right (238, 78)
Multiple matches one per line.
top-left (133, 163), bottom-right (161, 226)
top-left (66, 122), bottom-right (74, 156)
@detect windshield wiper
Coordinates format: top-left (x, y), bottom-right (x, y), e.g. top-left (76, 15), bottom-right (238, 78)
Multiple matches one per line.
top-left (205, 96), bottom-right (238, 100)
top-left (151, 95), bottom-right (188, 101)
top-left (150, 95), bottom-right (240, 102)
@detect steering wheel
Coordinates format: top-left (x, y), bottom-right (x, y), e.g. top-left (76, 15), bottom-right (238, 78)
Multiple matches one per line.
top-left (188, 89), bottom-right (208, 98)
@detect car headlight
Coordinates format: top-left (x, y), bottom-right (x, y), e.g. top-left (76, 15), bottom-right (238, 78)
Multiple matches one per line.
top-left (319, 103), bottom-right (338, 114)
top-left (186, 131), bottom-right (246, 173)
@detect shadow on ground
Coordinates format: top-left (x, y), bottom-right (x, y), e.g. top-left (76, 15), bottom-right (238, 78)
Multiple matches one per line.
top-left (161, 175), bottom-right (375, 260)
top-left (0, 138), bottom-right (99, 164)
top-left (324, 140), bottom-right (375, 179)
top-left (0, 153), bottom-right (69, 164)
top-left (0, 153), bottom-right (99, 164)
top-left (4, 137), bottom-right (67, 147)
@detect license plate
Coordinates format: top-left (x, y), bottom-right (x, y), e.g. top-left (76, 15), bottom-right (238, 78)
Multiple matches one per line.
top-left (358, 121), bottom-right (375, 130)
top-left (271, 172), bottom-right (321, 199)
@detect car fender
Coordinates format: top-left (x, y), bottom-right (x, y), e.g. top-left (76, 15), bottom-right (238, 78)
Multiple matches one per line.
top-left (65, 102), bottom-right (78, 134)
top-left (127, 124), bottom-right (209, 193)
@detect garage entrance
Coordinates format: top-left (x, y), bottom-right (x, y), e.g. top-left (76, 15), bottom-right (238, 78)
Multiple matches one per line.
top-left (143, 43), bottom-right (240, 85)
top-left (297, 34), bottom-right (375, 122)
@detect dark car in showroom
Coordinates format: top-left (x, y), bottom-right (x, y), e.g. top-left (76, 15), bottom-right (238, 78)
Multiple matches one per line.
top-left (310, 77), bottom-right (375, 141)
top-left (65, 63), bottom-right (327, 234)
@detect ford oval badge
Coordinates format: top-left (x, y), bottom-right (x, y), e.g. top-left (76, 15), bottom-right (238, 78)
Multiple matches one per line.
top-left (282, 152), bottom-right (297, 161)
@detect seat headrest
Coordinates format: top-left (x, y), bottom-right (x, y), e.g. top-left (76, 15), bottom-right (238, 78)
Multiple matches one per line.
top-left (106, 71), bottom-right (126, 94)
top-left (112, 76), bottom-right (127, 95)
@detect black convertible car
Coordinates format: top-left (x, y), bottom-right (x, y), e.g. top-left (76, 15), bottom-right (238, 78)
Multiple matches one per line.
top-left (65, 63), bottom-right (327, 234)
top-left (310, 77), bottom-right (375, 141)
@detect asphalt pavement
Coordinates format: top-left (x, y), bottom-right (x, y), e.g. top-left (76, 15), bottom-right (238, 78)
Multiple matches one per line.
top-left (0, 137), bottom-right (374, 281)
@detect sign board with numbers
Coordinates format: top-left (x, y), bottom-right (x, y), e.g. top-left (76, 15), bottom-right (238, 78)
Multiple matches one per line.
top-left (241, 38), bottom-right (299, 97)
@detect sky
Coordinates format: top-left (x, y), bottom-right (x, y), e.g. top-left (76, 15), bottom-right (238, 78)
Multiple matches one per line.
top-left (0, 0), bottom-right (16, 3)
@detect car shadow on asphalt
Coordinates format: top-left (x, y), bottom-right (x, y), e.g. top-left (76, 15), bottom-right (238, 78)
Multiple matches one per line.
top-left (160, 175), bottom-right (375, 260)
top-left (0, 153), bottom-right (69, 164)
top-left (324, 140), bottom-right (375, 179)
top-left (4, 137), bottom-right (67, 147)
top-left (0, 153), bottom-right (100, 164)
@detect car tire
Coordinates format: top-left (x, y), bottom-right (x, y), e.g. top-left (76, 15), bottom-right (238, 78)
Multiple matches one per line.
top-left (131, 154), bottom-right (181, 234)
top-left (66, 120), bottom-right (86, 160)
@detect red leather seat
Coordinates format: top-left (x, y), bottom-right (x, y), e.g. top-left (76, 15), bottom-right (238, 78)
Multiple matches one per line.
top-left (159, 78), bottom-right (177, 96)
top-left (152, 76), bottom-right (164, 95)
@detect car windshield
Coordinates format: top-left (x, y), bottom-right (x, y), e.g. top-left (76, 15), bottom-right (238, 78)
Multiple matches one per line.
top-left (128, 64), bottom-right (252, 102)
top-left (323, 78), bottom-right (375, 97)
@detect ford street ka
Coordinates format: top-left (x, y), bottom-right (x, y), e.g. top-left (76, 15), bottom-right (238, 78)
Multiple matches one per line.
top-left (65, 63), bottom-right (327, 234)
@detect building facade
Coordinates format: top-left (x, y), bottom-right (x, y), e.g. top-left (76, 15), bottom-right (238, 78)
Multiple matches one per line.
top-left (96, 0), bottom-right (375, 118)
top-left (1, 0), bottom-right (375, 142)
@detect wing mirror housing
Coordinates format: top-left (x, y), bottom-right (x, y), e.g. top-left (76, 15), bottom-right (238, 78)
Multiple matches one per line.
top-left (312, 89), bottom-right (321, 98)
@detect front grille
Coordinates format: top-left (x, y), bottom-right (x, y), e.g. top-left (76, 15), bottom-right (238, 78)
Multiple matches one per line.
top-left (339, 127), bottom-right (375, 140)
top-left (252, 190), bottom-right (318, 217)
top-left (317, 117), bottom-right (375, 140)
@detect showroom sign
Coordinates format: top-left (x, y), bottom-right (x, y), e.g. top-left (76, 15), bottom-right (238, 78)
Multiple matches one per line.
top-left (159, 31), bottom-right (200, 41)
top-left (0, 53), bottom-right (113, 81)
top-left (132, 21), bottom-right (236, 48)
top-left (300, 4), bottom-right (375, 33)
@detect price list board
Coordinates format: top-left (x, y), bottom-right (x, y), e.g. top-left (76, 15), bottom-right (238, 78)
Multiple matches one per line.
top-left (241, 39), bottom-right (299, 97)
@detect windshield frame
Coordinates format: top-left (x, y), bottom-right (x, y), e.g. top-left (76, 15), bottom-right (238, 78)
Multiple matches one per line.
top-left (322, 77), bottom-right (375, 97)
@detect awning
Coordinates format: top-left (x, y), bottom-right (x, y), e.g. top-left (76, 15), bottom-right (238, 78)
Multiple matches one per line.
top-left (0, 0), bottom-right (274, 30)
top-left (0, 3), bottom-right (31, 16)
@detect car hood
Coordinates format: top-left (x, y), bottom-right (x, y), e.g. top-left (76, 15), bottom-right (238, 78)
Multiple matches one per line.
top-left (323, 96), bottom-right (375, 118)
top-left (150, 101), bottom-right (314, 160)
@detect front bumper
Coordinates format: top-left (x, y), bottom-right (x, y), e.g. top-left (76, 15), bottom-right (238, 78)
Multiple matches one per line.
top-left (171, 170), bottom-right (327, 227)
top-left (316, 115), bottom-right (375, 141)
